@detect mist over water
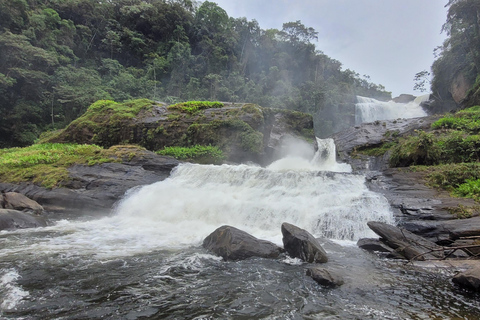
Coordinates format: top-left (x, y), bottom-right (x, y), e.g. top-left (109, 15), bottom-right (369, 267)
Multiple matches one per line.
top-left (355, 95), bottom-right (429, 124)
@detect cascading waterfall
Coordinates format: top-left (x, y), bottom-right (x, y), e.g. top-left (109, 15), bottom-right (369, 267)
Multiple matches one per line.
top-left (355, 94), bottom-right (429, 125)
top-left (1, 138), bottom-right (479, 319)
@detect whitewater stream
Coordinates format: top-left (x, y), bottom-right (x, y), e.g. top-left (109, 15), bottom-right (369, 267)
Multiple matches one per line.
top-left (1, 139), bottom-right (480, 319)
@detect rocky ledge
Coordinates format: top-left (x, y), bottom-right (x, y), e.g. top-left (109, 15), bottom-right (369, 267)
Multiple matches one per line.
top-left (332, 116), bottom-right (480, 291)
top-left (0, 148), bottom-right (180, 218)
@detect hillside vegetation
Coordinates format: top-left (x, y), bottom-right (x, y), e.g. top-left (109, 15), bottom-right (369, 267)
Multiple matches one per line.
top-left (0, 0), bottom-right (391, 148)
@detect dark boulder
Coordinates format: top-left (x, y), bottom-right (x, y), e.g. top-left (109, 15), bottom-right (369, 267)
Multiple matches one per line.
top-left (202, 225), bottom-right (283, 261)
top-left (367, 221), bottom-right (444, 261)
top-left (452, 266), bottom-right (480, 292)
top-left (281, 222), bottom-right (328, 263)
top-left (306, 267), bottom-right (344, 288)
top-left (0, 209), bottom-right (47, 231)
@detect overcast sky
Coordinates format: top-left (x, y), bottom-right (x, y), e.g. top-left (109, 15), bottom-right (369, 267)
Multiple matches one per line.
top-left (211, 0), bottom-right (448, 98)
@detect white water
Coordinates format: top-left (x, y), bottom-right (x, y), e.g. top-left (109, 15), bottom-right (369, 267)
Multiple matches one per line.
top-left (355, 95), bottom-right (429, 125)
top-left (0, 269), bottom-right (29, 310)
top-left (0, 139), bottom-right (393, 261)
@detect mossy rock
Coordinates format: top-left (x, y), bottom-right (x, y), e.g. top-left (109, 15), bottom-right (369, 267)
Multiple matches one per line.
top-left (44, 99), bottom-right (317, 165)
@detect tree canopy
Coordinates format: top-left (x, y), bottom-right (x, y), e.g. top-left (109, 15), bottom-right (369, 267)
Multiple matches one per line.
top-left (0, 0), bottom-right (390, 147)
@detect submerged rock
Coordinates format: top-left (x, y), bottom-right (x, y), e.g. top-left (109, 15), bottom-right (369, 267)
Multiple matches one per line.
top-left (367, 221), bottom-right (444, 261)
top-left (202, 225), bottom-right (283, 261)
top-left (281, 222), bottom-right (328, 263)
top-left (0, 209), bottom-right (47, 231)
top-left (306, 267), bottom-right (344, 288)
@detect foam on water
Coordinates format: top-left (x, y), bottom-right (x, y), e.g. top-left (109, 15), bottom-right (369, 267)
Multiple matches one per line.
top-left (0, 269), bottom-right (29, 310)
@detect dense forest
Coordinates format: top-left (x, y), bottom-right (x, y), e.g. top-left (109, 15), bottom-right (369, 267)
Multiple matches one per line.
top-left (430, 0), bottom-right (480, 108)
top-left (0, 0), bottom-right (391, 147)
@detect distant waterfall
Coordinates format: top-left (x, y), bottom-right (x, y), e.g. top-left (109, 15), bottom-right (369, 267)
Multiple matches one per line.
top-left (355, 95), bottom-right (429, 125)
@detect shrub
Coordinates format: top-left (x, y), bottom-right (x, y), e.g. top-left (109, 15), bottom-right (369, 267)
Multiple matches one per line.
top-left (455, 179), bottom-right (480, 202)
top-left (389, 131), bottom-right (440, 167)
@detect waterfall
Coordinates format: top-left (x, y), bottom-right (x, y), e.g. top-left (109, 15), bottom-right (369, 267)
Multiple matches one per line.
top-left (355, 95), bottom-right (428, 125)
top-left (109, 138), bottom-right (392, 248)
top-left (0, 139), bottom-right (393, 260)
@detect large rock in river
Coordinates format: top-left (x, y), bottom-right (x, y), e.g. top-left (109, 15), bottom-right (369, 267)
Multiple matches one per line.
top-left (281, 222), bottom-right (328, 263)
top-left (45, 99), bottom-right (317, 166)
top-left (203, 225), bottom-right (283, 261)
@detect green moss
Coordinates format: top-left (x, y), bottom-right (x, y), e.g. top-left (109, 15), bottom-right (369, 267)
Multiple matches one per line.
top-left (156, 145), bottom-right (225, 164)
top-left (0, 143), bottom-right (120, 188)
top-left (446, 204), bottom-right (479, 219)
top-left (167, 101), bottom-right (224, 114)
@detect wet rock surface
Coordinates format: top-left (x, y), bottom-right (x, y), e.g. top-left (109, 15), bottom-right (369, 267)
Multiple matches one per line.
top-left (202, 225), bottom-right (283, 261)
top-left (306, 267), bottom-right (344, 287)
top-left (0, 209), bottom-right (47, 230)
top-left (281, 222), bottom-right (328, 263)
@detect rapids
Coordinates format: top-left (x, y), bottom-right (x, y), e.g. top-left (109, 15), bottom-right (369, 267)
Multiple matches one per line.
top-left (1, 138), bottom-right (479, 319)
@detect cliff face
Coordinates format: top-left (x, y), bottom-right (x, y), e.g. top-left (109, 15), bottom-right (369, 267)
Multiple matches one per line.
top-left (45, 99), bottom-right (317, 165)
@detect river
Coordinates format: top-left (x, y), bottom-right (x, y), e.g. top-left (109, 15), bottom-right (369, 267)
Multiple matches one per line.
top-left (1, 139), bottom-right (480, 319)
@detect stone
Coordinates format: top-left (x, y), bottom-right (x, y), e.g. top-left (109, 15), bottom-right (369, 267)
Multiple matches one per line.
top-left (202, 225), bottom-right (283, 261)
top-left (0, 209), bottom-right (47, 231)
top-left (357, 238), bottom-right (394, 253)
top-left (2, 191), bottom-right (44, 214)
top-left (306, 267), bottom-right (344, 287)
top-left (367, 221), bottom-right (444, 261)
top-left (281, 222), bottom-right (328, 263)
top-left (452, 266), bottom-right (480, 292)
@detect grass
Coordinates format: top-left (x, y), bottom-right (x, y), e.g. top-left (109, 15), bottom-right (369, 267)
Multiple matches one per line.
top-left (0, 143), bottom-right (133, 189)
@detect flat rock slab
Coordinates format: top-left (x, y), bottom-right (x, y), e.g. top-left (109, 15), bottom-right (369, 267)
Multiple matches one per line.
top-left (367, 221), bottom-right (444, 261)
top-left (281, 222), bottom-right (328, 263)
top-left (203, 225), bottom-right (283, 261)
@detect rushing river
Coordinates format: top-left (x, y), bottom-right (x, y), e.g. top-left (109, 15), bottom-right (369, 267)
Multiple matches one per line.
top-left (1, 139), bottom-right (480, 319)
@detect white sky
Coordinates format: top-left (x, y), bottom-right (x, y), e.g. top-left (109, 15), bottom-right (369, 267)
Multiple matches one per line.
top-left (211, 0), bottom-right (448, 98)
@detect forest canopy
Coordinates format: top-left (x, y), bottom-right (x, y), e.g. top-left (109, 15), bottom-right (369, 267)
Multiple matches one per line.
top-left (0, 0), bottom-right (391, 147)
